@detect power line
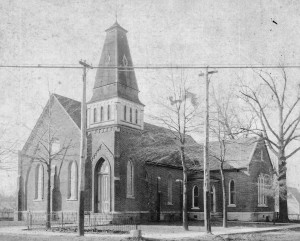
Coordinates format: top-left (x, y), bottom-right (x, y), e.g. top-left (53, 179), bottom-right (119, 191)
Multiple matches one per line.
top-left (0, 64), bottom-right (300, 69)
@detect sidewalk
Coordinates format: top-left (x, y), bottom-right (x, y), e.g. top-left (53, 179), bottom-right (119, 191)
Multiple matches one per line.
top-left (140, 223), bottom-right (300, 240)
top-left (0, 222), bottom-right (299, 240)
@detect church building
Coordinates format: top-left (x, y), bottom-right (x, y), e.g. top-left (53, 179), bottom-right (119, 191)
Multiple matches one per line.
top-left (16, 22), bottom-right (275, 223)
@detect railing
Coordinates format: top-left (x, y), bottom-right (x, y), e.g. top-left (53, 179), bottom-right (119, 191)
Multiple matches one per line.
top-left (0, 209), bottom-right (14, 220)
top-left (16, 211), bottom-right (138, 233)
top-left (289, 214), bottom-right (300, 221)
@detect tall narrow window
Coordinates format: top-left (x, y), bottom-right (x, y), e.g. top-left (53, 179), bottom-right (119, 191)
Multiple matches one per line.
top-left (192, 185), bottom-right (199, 208)
top-left (68, 161), bottom-right (78, 200)
top-left (167, 175), bottom-right (173, 204)
top-left (130, 108), bottom-right (132, 123)
top-left (135, 109), bottom-right (138, 124)
top-left (93, 108), bottom-right (98, 123)
top-left (100, 106), bottom-right (104, 121)
top-left (35, 164), bottom-right (44, 200)
top-left (127, 160), bottom-right (134, 197)
top-left (107, 105), bottom-right (111, 120)
top-left (229, 180), bottom-right (236, 205)
top-left (258, 174), bottom-right (267, 206)
top-left (124, 106), bottom-right (127, 121)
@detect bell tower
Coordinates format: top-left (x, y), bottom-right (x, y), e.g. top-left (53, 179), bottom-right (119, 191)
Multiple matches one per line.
top-left (87, 22), bottom-right (144, 131)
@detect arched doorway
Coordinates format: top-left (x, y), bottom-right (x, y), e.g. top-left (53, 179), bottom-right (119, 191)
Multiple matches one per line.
top-left (95, 158), bottom-right (110, 213)
top-left (211, 185), bottom-right (216, 213)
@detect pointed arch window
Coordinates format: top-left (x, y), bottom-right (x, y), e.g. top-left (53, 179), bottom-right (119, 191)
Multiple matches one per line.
top-left (167, 175), bottom-right (173, 204)
top-left (130, 108), bottom-right (132, 123)
top-left (107, 105), bottom-right (111, 120)
top-left (124, 106), bottom-right (127, 121)
top-left (258, 174), bottom-right (268, 206)
top-left (135, 109), bottom-right (138, 124)
top-left (67, 161), bottom-right (78, 200)
top-left (127, 160), bottom-right (134, 197)
top-left (192, 185), bottom-right (199, 208)
top-left (229, 180), bottom-right (236, 206)
top-left (35, 164), bottom-right (44, 200)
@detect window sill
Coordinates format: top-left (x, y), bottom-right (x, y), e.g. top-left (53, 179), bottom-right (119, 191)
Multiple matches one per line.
top-left (33, 199), bottom-right (43, 202)
top-left (258, 204), bottom-right (268, 207)
top-left (126, 195), bottom-right (135, 199)
top-left (191, 207), bottom-right (200, 210)
top-left (67, 198), bottom-right (78, 201)
top-left (228, 204), bottom-right (236, 207)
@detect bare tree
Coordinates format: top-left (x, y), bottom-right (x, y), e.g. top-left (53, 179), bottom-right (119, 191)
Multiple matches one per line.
top-left (209, 88), bottom-right (251, 228)
top-left (151, 70), bottom-right (201, 231)
top-left (21, 94), bottom-right (79, 229)
top-left (239, 68), bottom-right (300, 221)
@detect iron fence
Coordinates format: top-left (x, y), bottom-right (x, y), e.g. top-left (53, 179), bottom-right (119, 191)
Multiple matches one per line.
top-left (16, 211), bottom-right (138, 233)
top-left (0, 209), bottom-right (14, 220)
top-left (289, 214), bottom-right (300, 221)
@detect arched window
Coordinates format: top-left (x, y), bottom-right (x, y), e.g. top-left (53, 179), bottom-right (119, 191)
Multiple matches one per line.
top-left (127, 160), bottom-right (134, 197)
top-left (93, 108), bottom-right (98, 123)
top-left (124, 106), bottom-right (127, 121)
top-left (192, 185), bottom-right (199, 208)
top-left (135, 109), bottom-right (138, 124)
top-left (229, 180), bottom-right (236, 205)
top-left (129, 108), bottom-right (132, 122)
top-left (100, 106), bottom-right (104, 121)
top-left (68, 161), bottom-right (78, 200)
top-left (167, 175), bottom-right (173, 204)
top-left (35, 164), bottom-right (44, 200)
top-left (107, 105), bottom-right (111, 120)
top-left (258, 174), bottom-right (267, 206)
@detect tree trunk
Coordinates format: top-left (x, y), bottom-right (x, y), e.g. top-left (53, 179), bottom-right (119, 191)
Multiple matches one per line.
top-left (220, 166), bottom-right (227, 228)
top-left (180, 146), bottom-right (188, 231)
top-left (278, 159), bottom-right (289, 222)
top-left (182, 168), bottom-right (188, 231)
top-left (46, 165), bottom-right (51, 229)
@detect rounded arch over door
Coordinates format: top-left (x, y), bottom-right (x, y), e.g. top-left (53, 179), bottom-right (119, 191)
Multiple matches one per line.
top-left (94, 158), bottom-right (111, 213)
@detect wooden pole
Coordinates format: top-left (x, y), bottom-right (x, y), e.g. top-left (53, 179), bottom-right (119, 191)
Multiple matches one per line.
top-left (78, 60), bottom-right (92, 236)
top-left (203, 67), bottom-right (211, 233)
top-left (201, 67), bottom-right (217, 234)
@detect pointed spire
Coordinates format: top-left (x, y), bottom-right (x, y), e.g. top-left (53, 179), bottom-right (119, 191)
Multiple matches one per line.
top-left (89, 22), bottom-right (142, 105)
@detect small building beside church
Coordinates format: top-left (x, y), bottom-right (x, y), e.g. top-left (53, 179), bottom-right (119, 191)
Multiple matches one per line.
top-left (16, 22), bottom-right (275, 223)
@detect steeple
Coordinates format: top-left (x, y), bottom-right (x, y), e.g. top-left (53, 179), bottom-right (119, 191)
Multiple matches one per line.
top-left (89, 21), bottom-right (142, 105)
top-left (87, 22), bottom-right (144, 131)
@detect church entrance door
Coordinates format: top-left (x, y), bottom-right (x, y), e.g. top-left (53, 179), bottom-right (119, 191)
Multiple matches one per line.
top-left (96, 159), bottom-right (110, 213)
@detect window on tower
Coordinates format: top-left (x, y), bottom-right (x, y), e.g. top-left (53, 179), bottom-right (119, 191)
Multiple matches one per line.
top-left (135, 109), bottom-right (138, 124)
top-left (107, 105), bottom-right (111, 120)
top-left (124, 106), bottom-right (127, 121)
top-left (100, 106), bottom-right (104, 121)
top-left (130, 108), bottom-right (132, 122)
top-left (93, 108), bottom-right (98, 123)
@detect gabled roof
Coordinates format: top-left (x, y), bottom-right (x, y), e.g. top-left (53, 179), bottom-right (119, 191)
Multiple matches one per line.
top-left (53, 94), bottom-right (81, 128)
top-left (289, 187), bottom-right (300, 204)
top-left (209, 138), bottom-right (258, 170)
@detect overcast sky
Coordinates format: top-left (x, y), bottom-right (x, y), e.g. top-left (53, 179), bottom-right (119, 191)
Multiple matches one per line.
top-left (1, 0), bottom-right (300, 195)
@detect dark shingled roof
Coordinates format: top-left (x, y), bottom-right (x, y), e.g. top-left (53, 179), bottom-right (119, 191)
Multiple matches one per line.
top-left (89, 22), bottom-right (142, 105)
top-left (54, 94), bottom-right (258, 171)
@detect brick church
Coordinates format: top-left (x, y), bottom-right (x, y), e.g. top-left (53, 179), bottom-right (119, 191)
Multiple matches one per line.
top-left (16, 22), bottom-right (275, 222)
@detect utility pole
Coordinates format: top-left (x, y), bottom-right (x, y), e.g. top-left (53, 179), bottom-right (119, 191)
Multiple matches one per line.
top-left (199, 67), bottom-right (217, 234)
top-left (78, 60), bottom-right (92, 236)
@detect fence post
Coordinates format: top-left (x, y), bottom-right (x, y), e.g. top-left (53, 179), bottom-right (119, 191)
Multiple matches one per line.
top-left (61, 212), bottom-right (64, 228)
top-left (27, 211), bottom-right (29, 230)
